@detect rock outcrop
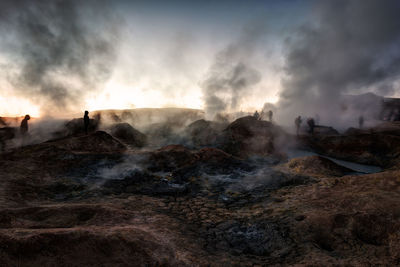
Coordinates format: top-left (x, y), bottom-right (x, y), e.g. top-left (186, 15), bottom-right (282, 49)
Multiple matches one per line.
top-left (184, 119), bottom-right (227, 147)
top-left (45, 131), bottom-right (126, 153)
top-left (109, 122), bottom-right (147, 147)
top-left (219, 116), bottom-right (288, 157)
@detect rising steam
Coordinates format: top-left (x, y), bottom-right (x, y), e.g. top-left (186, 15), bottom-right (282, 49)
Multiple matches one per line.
top-left (0, 0), bottom-right (120, 114)
top-left (277, 0), bottom-right (400, 127)
top-left (201, 24), bottom-right (266, 119)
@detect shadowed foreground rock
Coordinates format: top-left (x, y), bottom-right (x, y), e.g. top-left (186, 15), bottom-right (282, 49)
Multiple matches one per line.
top-left (0, 128), bottom-right (400, 265)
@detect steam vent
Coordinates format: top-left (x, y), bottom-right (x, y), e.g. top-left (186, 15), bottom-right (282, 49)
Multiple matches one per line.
top-left (1, 0), bottom-right (400, 266)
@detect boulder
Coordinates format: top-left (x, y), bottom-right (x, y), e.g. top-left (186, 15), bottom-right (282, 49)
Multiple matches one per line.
top-left (109, 123), bottom-right (147, 147)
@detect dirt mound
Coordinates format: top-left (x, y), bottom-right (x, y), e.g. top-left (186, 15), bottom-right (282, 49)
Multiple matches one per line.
top-left (148, 145), bottom-right (197, 172)
top-left (286, 155), bottom-right (355, 177)
top-left (110, 122), bottom-right (147, 147)
top-left (64, 118), bottom-right (99, 135)
top-left (219, 116), bottom-right (287, 157)
top-left (0, 226), bottom-right (184, 266)
top-left (300, 133), bottom-right (400, 167)
top-left (148, 145), bottom-right (248, 174)
top-left (344, 127), bottom-right (370, 135)
top-left (314, 125), bottom-right (339, 135)
top-left (345, 122), bottom-right (400, 136)
top-left (144, 122), bottom-right (185, 147)
top-left (185, 119), bottom-right (227, 147)
top-left (196, 147), bottom-right (236, 163)
top-left (46, 131), bottom-right (126, 153)
top-left (0, 127), bottom-right (17, 151)
top-left (370, 121), bottom-right (400, 136)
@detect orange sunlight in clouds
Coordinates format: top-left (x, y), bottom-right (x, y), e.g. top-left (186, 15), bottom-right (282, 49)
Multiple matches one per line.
top-left (0, 94), bottom-right (40, 117)
top-left (85, 81), bottom-right (204, 112)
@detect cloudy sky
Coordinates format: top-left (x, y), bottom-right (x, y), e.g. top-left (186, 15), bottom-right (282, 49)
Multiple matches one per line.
top-left (0, 0), bottom-right (399, 118)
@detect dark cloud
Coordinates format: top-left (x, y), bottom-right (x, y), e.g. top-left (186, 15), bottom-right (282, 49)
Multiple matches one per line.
top-left (0, 0), bottom-right (120, 114)
top-left (278, 0), bottom-right (400, 125)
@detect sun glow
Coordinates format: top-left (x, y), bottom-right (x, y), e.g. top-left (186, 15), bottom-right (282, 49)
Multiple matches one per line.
top-left (0, 94), bottom-right (40, 117)
top-left (85, 81), bottom-right (204, 112)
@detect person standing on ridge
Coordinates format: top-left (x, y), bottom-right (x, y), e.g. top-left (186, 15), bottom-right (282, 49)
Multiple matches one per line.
top-left (20, 114), bottom-right (30, 135)
top-left (84, 111), bottom-right (90, 134)
top-left (295, 116), bottom-right (302, 136)
top-left (307, 117), bottom-right (315, 135)
top-left (253, 110), bottom-right (260, 120)
top-left (358, 115), bottom-right (364, 129)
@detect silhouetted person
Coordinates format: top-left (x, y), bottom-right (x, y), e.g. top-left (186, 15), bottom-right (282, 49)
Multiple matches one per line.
top-left (84, 111), bottom-right (90, 134)
top-left (295, 116), bottom-right (302, 136)
top-left (358, 115), bottom-right (364, 129)
top-left (20, 115), bottom-right (30, 135)
top-left (268, 110), bottom-right (273, 122)
top-left (307, 118), bottom-right (315, 135)
top-left (253, 110), bottom-right (260, 120)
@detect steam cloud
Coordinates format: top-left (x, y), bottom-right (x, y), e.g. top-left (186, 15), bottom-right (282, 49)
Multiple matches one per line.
top-left (0, 0), bottom-right (119, 114)
top-left (278, 0), bottom-right (400, 126)
top-left (201, 24), bottom-right (265, 119)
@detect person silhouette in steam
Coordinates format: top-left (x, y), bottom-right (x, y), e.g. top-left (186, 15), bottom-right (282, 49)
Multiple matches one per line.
top-left (358, 115), bottom-right (364, 129)
top-left (295, 116), bottom-right (302, 136)
top-left (253, 110), bottom-right (260, 120)
top-left (20, 114), bottom-right (30, 135)
top-left (307, 117), bottom-right (315, 135)
top-left (84, 111), bottom-right (90, 134)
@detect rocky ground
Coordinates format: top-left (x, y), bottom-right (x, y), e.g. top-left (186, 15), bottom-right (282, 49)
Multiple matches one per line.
top-left (0, 117), bottom-right (400, 266)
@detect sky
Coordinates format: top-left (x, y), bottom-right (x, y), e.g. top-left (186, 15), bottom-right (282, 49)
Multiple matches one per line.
top-left (0, 0), bottom-right (399, 120)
